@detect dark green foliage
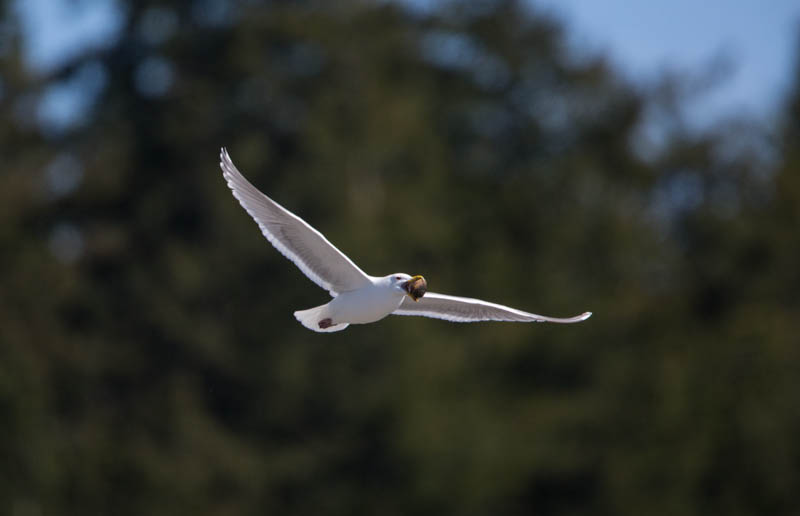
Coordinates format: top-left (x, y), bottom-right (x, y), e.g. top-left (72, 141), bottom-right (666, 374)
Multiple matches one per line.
top-left (1, 1), bottom-right (799, 514)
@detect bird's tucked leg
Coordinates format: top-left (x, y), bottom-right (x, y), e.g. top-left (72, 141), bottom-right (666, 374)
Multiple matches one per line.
top-left (318, 318), bottom-right (334, 329)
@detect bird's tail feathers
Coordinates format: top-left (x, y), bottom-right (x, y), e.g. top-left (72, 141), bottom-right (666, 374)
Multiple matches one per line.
top-left (294, 303), bottom-right (349, 333)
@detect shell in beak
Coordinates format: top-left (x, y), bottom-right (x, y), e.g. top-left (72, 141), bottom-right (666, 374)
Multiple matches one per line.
top-left (402, 275), bottom-right (427, 301)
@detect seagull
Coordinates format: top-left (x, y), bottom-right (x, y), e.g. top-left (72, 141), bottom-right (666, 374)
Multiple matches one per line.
top-left (220, 148), bottom-right (591, 333)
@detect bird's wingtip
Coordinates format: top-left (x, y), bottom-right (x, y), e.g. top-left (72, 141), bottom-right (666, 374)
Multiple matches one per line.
top-left (581, 311), bottom-right (592, 320)
top-left (219, 147), bottom-right (235, 177)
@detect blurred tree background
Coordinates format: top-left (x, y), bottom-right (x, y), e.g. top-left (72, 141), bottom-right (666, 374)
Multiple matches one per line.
top-left (1, 0), bottom-right (799, 514)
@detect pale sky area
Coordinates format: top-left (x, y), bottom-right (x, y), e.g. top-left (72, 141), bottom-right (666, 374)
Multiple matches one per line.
top-left (13, 0), bottom-right (800, 131)
top-left (531, 0), bottom-right (800, 126)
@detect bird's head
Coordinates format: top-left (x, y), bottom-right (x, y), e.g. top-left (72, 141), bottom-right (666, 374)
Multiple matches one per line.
top-left (390, 273), bottom-right (427, 301)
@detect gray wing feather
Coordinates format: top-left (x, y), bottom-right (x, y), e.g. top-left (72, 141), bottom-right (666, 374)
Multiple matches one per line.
top-left (220, 148), bottom-right (372, 296)
top-left (393, 292), bottom-right (591, 323)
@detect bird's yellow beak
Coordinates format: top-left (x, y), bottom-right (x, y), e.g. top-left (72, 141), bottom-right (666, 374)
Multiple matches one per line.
top-left (402, 275), bottom-right (427, 301)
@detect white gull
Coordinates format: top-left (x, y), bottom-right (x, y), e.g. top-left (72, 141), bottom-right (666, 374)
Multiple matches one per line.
top-left (220, 148), bottom-right (591, 333)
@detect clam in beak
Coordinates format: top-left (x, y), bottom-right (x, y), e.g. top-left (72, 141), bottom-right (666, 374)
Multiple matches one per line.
top-left (402, 275), bottom-right (427, 301)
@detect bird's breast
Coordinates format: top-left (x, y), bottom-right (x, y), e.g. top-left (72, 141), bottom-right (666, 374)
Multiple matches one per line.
top-left (329, 285), bottom-right (405, 324)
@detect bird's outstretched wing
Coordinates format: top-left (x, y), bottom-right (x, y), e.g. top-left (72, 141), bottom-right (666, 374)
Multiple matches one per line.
top-left (393, 292), bottom-right (591, 323)
top-left (220, 148), bottom-right (372, 296)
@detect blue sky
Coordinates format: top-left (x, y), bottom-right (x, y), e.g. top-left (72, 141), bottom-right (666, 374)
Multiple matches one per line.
top-left (531, 0), bottom-right (800, 126)
top-left (14, 0), bottom-right (124, 73)
top-left (14, 0), bottom-right (800, 130)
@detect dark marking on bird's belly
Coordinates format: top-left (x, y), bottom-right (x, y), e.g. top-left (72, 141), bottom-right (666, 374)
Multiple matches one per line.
top-left (318, 318), bottom-right (334, 329)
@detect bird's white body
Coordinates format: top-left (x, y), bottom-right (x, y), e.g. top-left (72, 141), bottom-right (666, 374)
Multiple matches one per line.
top-left (220, 148), bottom-right (592, 333)
top-left (294, 276), bottom-right (409, 332)
top-left (330, 277), bottom-right (406, 324)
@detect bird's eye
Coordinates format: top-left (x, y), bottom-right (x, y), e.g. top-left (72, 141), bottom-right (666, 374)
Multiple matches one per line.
top-left (395, 276), bottom-right (401, 280)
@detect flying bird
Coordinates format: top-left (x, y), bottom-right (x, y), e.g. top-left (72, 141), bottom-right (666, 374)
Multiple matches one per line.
top-left (220, 148), bottom-right (591, 333)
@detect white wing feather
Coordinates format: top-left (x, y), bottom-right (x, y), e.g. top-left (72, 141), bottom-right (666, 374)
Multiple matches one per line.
top-left (393, 292), bottom-right (591, 323)
top-left (220, 148), bottom-right (372, 296)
